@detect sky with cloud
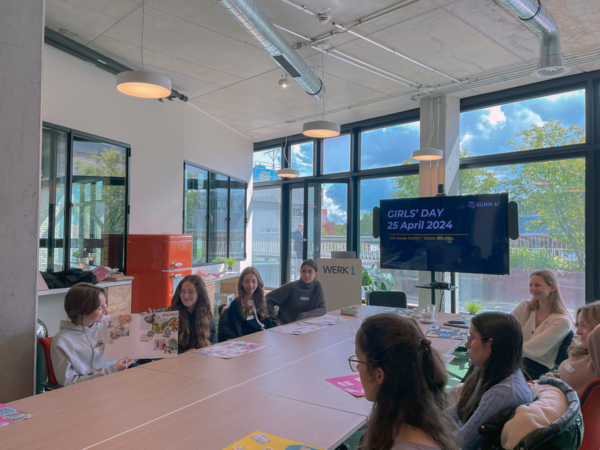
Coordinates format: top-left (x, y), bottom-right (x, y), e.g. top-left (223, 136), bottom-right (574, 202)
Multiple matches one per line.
top-left (359, 89), bottom-right (585, 217)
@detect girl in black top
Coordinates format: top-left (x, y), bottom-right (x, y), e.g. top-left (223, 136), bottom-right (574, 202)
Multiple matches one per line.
top-left (167, 274), bottom-right (217, 353)
top-left (227, 267), bottom-right (276, 338)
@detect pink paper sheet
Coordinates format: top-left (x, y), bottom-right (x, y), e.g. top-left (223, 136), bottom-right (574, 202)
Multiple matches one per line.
top-left (326, 374), bottom-right (365, 397)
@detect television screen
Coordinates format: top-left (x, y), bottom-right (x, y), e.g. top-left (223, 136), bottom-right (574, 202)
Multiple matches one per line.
top-left (379, 193), bottom-right (509, 275)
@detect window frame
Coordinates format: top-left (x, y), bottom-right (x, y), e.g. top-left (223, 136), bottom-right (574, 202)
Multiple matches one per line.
top-left (40, 122), bottom-right (131, 273)
top-left (183, 160), bottom-right (248, 267)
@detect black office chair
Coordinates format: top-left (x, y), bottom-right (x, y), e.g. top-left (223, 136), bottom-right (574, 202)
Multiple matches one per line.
top-left (554, 330), bottom-right (574, 369)
top-left (368, 291), bottom-right (407, 308)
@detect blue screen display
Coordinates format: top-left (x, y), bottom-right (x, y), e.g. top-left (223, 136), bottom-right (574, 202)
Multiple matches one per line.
top-left (379, 193), bottom-right (509, 275)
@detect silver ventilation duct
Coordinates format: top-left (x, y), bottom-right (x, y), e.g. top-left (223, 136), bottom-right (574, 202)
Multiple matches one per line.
top-left (498, 0), bottom-right (570, 78)
top-left (215, 0), bottom-right (325, 98)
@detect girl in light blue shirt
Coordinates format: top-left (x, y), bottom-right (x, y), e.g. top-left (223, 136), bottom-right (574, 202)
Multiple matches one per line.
top-left (446, 312), bottom-right (532, 450)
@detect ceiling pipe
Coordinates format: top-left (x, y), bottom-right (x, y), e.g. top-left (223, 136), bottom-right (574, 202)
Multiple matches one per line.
top-left (497, 0), bottom-right (570, 78)
top-left (215, 0), bottom-right (325, 98)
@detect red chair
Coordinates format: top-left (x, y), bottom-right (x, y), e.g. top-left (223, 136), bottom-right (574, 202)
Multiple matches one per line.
top-left (579, 378), bottom-right (600, 450)
top-left (37, 337), bottom-right (63, 391)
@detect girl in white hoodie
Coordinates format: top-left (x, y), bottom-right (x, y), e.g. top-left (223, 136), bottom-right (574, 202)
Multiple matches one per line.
top-left (50, 283), bottom-right (132, 386)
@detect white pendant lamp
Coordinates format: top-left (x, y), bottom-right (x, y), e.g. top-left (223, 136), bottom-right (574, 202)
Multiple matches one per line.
top-left (303, 120), bottom-right (340, 138)
top-left (117, 71), bottom-right (171, 98)
top-left (412, 147), bottom-right (443, 161)
top-left (412, 97), bottom-right (443, 161)
top-left (277, 123), bottom-right (300, 178)
top-left (302, 47), bottom-right (340, 139)
top-left (116, 3), bottom-right (171, 99)
top-left (277, 167), bottom-right (300, 178)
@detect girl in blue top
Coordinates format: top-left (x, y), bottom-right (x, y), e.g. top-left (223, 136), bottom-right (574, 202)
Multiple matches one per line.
top-left (446, 312), bottom-right (532, 450)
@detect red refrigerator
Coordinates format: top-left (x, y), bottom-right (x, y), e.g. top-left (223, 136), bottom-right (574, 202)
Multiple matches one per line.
top-left (126, 234), bottom-right (193, 312)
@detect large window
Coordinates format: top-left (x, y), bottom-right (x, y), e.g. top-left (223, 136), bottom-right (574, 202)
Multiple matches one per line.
top-left (360, 176), bottom-right (420, 304)
top-left (39, 124), bottom-right (129, 272)
top-left (458, 159), bottom-right (585, 315)
top-left (184, 162), bottom-right (247, 266)
top-left (360, 121), bottom-right (419, 170)
top-left (252, 72), bottom-right (599, 305)
top-left (252, 188), bottom-right (281, 288)
top-left (460, 89), bottom-right (585, 157)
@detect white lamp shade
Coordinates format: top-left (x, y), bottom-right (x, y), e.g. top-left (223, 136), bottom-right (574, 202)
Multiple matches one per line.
top-left (116, 71), bottom-right (172, 99)
top-left (277, 168), bottom-right (300, 178)
top-left (302, 120), bottom-right (341, 138)
top-left (412, 147), bottom-right (443, 161)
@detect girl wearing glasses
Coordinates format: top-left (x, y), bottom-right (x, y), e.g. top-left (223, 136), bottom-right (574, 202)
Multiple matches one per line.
top-left (168, 274), bottom-right (217, 353)
top-left (447, 312), bottom-right (532, 450)
top-left (510, 270), bottom-right (573, 380)
top-left (352, 314), bottom-right (459, 450)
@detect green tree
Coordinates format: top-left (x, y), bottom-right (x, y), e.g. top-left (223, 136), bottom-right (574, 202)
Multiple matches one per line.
top-left (74, 147), bottom-right (126, 235)
top-left (504, 119), bottom-right (585, 271)
top-left (360, 212), bottom-right (373, 237)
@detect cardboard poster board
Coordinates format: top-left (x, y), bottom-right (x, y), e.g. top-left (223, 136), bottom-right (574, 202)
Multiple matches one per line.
top-left (317, 258), bottom-right (362, 312)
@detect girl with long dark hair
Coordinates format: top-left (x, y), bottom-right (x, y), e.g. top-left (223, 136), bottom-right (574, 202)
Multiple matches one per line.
top-left (168, 274), bottom-right (216, 353)
top-left (353, 314), bottom-right (459, 450)
top-left (227, 266), bottom-right (276, 338)
top-left (448, 312), bottom-right (532, 450)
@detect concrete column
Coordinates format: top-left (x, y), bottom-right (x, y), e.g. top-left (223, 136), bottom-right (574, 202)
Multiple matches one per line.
top-left (0, 0), bottom-right (45, 401)
top-left (417, 96), bottom-right (460, 309)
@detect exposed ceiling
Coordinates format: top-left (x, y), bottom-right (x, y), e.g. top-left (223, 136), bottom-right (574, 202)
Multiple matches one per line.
top-left (45, 0), bottom-right (600, 142)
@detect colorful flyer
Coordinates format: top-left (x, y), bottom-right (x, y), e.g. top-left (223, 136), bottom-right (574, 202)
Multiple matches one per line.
top-left (425, 325), bottom-right (468, 341)
top-left (304, 314), bottom-right (351, 325)
top-left (326, 375), bottom-right (365, 397)
top-left (103, 311), bottom-right (179, 360)
top-left (0, 404), bottom-right (34, 429)
top-left (195, 341), bottom-right (267, 359)
top-left (223, 431), bottom-right (322, 450)
top-left (267, 322), bottom-right (328, 335)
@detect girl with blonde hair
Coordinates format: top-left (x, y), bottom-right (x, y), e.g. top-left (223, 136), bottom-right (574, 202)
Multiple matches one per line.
top-left (227, 266), bottom-right (276, 338)
top-left (546, 300), bottom-right (600, 396)
top-left (511, 270), bottom-right (573, 379)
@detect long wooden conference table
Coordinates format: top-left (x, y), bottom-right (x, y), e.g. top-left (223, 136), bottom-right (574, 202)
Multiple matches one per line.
top-left (4, 305), bottom-right (468, 450)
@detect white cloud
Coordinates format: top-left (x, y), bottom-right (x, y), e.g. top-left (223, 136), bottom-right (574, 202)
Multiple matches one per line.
top-left (460, 133), bottom-right (472, 147)
top-left (546, 90), bottom-right (584, 102)
top-left (486, 106), bottom-right (506, 125)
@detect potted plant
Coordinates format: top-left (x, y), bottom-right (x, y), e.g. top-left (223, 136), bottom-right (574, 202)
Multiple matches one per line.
top-left (463, 300), bottom-right (483, 315)
top-left (362, 265), bottom-right (394, 304)
top-left (72, 249), bottom-right (86, 267)
top-left (224, 257), bottom-right (237, 272)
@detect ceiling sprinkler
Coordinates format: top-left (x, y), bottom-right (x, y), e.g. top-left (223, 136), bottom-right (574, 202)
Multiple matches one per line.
top-left (317, 7), bottom-right (331, 25)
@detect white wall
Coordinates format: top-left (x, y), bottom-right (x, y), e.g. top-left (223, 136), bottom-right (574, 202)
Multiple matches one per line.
top-left (42, 44), bottom-right (253, 240)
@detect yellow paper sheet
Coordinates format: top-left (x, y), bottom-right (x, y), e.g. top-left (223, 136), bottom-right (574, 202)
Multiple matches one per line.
top-left (223, 431), bottom-right (322, 450)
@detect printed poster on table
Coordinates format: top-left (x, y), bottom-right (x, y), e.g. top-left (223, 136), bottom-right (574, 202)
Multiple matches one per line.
top-left (326, 375), bottom-right (365, 397)
top-left (0, 404), bottom-right (34, 429)
top-left (268, 322), bottom-right (327, 335)
top-left (223, 430), bottom-right (322, 450)
top-left (425, 325), bottom-right (468, 341)
top-left (195, 341), bottom-right (267, 359)
top-left (103, 311), bottom-right (179, 360)
top-left (304, 314), bottom-right (351, 326)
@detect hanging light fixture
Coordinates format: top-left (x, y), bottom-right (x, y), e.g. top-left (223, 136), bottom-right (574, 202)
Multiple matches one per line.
top-left (412, 97), bottom-right (443, 161)
top-left (303, 46), bottom-right (340, 139)
top-left (116, 2), bottom-right (171, 99)
top-left (278, 72), bottom-right (290, 89)
top-left (277, 123), bottom-right (299, 178)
